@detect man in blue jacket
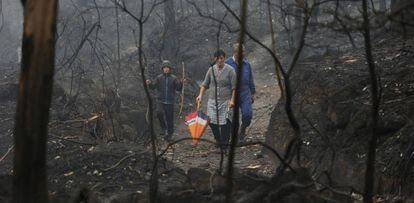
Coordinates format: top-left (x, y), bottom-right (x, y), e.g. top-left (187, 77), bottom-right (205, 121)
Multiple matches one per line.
top-left (146, 60), bottom-right (183, 141)
top-left (225, 43), bottom-right (256, 142)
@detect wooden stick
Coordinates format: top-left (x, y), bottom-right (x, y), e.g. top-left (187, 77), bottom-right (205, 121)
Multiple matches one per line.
top-left (179, 61), bottom-right (185, 117)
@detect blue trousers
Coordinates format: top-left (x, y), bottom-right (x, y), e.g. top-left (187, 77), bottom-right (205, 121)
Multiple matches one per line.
top-left (239, 95), bottom-right (253, 127)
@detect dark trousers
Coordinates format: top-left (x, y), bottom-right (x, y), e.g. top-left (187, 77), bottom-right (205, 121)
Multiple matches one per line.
top-left (209, 119), bottom-right (232, 150)
top-left (157, 102), bottom-right (174, 136)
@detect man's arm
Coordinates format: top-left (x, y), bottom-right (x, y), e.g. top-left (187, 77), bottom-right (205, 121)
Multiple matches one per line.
top-left (146, 76), bottom-right (158, 90)
top-left (230, 67), bottom-right (237, 108)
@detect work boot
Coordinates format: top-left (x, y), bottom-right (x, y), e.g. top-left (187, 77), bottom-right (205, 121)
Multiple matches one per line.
top-left (238, 124), bottom-right (247, 143)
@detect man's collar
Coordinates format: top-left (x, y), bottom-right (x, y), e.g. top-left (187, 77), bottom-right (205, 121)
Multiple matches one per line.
top-left (232, 56), bottom-right (246, 64)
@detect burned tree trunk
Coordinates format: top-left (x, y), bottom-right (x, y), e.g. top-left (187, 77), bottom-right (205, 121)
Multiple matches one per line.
top-left (163, 0), bottom-right (178, 64)
top-left (379, 0), bottom-right (386, 11)
top-left (362, 0), bottom-right (380, 202)
top-left (390, 0), bottom-right (414, 36)
top-left (13, 0), bottom-right (58, 202)
top-left (291, 2), bottom-right (303, 56)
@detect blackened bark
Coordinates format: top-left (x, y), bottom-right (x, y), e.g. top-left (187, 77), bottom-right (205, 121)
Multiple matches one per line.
top-left (390, 0), bottom-right (414, 36)
top-left (362, 0), bottom-right (380, 202)
top-left (292, 4), bottom-right (303, 55)
top-left (267, 0), bottom-right (285, 99)
top-left (379, 0), bottom-right (386, 11)
top-left (13, 0), bottom-right (58, 202)
top-left (163, 0), bottom-right (177, 64)
top-left (226, 0), bottom-right (247, 202)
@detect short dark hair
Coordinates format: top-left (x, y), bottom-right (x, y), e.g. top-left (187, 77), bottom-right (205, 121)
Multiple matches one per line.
top-left (232, 43), bottom-right (245, 53)
top-left (214, 49), bottom-right (226, 58)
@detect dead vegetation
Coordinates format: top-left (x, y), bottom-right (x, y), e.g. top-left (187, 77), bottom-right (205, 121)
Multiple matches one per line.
top-left (0, 0), bottom-right (413, 202)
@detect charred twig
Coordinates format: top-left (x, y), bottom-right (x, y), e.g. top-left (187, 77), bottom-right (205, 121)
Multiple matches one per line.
top-left (49, 133), bottom-right (98, 146)
top-left (185, 0), bottom-right (238, 33)
top-left (157, 137), bottom-right (217, 158)
top-left (0, 144), bottom-right (14, 163)
top-left (103, 152), bottom-right (136, 172)
top-left (91, 182), bottom-right (103, 191)
top-left (215, 11), bottom-right (228, 49)
top-left (59, 22), bottom-right (99, 72)
top-left (103, 149), bottom-right (151, 172)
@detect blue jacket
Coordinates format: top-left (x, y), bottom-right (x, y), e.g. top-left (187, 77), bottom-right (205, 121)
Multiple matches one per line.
top-left (225, 57), bottom-right (256, 99)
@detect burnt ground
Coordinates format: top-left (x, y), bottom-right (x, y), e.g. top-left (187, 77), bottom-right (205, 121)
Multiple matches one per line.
top-left (0, 49), bottom-right (281, 202)
top-left (1, 31), bottom-right (413, 202)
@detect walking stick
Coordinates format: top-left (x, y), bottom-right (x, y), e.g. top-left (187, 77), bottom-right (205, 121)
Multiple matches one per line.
top-left (179, 62), bottom-right (185, 118)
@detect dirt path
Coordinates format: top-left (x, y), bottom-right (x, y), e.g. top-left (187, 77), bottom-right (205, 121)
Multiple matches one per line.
top-left (162, 57), bottom-right (281, 176)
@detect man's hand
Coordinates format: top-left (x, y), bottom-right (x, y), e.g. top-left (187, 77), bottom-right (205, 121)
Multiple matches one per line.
top-left (145, 80), bottom-right (151, 85)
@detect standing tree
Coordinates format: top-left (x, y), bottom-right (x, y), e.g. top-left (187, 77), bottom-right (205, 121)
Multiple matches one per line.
top-left (163, 0), bottom-right (178, 64)
top-left (379, 0), bottom-right (387, 11)
top-left (361, 0), bottom-right (380, 201)
top-left (390, 0), bottom-right (414, 36)
top-left (13, 0), bottom-right (58, 202)
top-left (292, 0), bottom-right (303, 55)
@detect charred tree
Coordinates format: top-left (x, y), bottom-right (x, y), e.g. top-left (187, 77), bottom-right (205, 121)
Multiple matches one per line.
top-left (226, 1), bottom-right (248, 202)
top-left (379, 0), bottom-right (386, 11)
top-left (291, 0), bottom-right (303, 56)
top-left (362, 0), bottom-right (380, 202)
top-left (163, 0), bottom-right (178, 64)
top-left (13, 0), bottom-right (58, 202)
top-left (390, 0), bottom-right (414, 36)
top-left (267, 0), bottom-right (285, 98)
top-left (114, 1), bottom-right (170, 201)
